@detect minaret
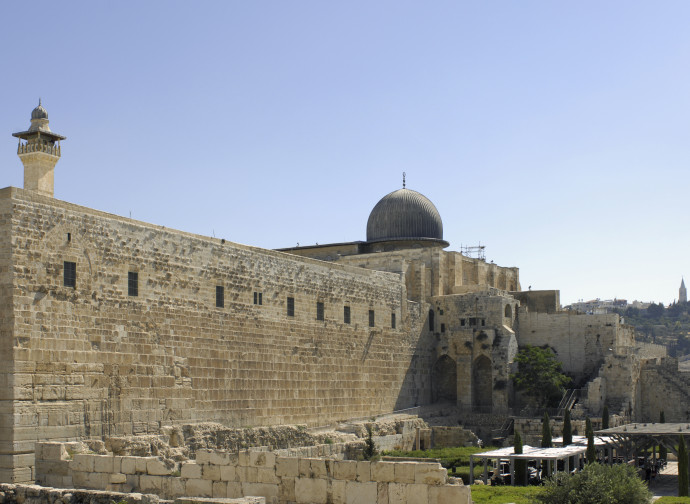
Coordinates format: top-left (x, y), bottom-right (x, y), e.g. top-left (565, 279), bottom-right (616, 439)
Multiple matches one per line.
top-left (680, 278), bottom-right (687, 304)
top-left (12, 100), bottom-right (66, 197)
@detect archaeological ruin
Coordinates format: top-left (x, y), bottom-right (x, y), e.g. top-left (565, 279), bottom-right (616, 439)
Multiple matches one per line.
top-left (1, 102), bottom-right (689, 503)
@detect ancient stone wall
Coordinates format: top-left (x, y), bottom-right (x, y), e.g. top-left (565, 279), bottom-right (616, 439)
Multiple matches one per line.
top-left (516, 311), bottom-right (625, 380)
top-left (34, 443), bottom-right (471, 504)
top-left (639, 358), bottom-right (690, 422)
top-left (1, 187), bottom-right (434, 483)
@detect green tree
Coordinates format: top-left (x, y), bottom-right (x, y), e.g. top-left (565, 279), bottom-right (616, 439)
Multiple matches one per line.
top-left (602, 405), bottom-right (609, 430)
top-left (541, 412), bottom-right (553, 478)
top-left (586, 418), bottom-right (596, 464)
top-left (363, 426), bottom-right (378, 461)
top-left (680, 435), bottom-right (689, 497)
top-left (535, 463), bottom-right (652, 504)
top-left (514, 430), bottom-right (527, 486)
top-left (660, 411), bottom-right (667, 461)
top-left (511, 345), bottom-right (571, 408)
top-left (562, 409), bottom-right (572, 446)
top-left (542, 411), bottom-right (553, 448)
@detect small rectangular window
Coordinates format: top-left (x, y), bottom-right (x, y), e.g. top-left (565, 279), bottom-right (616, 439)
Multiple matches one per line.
top-left (469, 317), bottom-right (477, 326)
top-left (216, 286), bottom-right (224, 308)
top-left (369, 310), bottom-right (375, 328)
top-left (344, 306), bottom-right (351, 324)
top-left (254, 292), bottom-right (263, 305)
top-left (441, 323), bottom-right (445, 333)
top-left (287, 297), bottom-right (295, 317)
top-left (128, 271), bottom-right (138, 297)
top-left (259, 292), bottom-right (262, 305)
top-left (64, 261), bottom-right (76, 288)
top-left (316, 302), bottom-right (324, 321)
top-left (391, 312), bottom-right (396, 329)
top-left (482, 319), bottom-right (486, 326)
top-left (461, 319), bottom-right (466, 327)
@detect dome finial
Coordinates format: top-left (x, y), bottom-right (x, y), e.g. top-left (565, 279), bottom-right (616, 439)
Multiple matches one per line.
top-left (402, 172), bottom-right (406, 189)
top-left (38, 97), bottom-right (41, 107)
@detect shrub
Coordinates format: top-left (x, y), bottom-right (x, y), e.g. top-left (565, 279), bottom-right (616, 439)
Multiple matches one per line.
top-left (534, 463), bottom-right (652, 504)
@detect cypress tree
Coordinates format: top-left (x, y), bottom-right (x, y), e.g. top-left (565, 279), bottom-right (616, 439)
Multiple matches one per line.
top-left (514, 430), bottom-right (527, 486)
top-left (602, 404), bottom-right (609, 430)
top-left (542, 411), bottom-right (553, 448)
top-left (660, 410), bottom-right (667, 461)
top-left (542, 411), bottom-right (553, 478)
top-left (679, 434), bottom-right (689, 497)
top-left (586, 417), bottom-right (596, 464)
top-left (562, 409), bottom-right (573, 446)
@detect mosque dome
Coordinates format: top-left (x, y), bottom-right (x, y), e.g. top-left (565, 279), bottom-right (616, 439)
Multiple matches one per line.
top-left (31, 101), bottom-right (48, 120)
top-left (366, 188), bottom-right (444, 243)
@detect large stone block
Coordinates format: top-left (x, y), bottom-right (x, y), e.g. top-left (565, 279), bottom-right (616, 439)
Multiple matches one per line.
top-left (70, 454), bottom-right (94, 473)
top-left (36, 442), bottom-right (67, 461)
top-left (220, 465), bottom-right (237, 482)
top-left (333, 460), bottom-right (357, 481)
top-left (140, 475), bottom-right (166, 493)
top-left (186, 478), bottom-right (213, 497)
top-left (181, 462), bottom-right (202, 480)
top-left (202, 464), bottom-right (220, 480)
top-left (414, 463), bottom-right (446, 485)
top-left (393, 462), bottom-right (416, 484)
top-left (257, 468), bottom-right (279, 485)
top-left (275, 457), bottom-right (298, 478)
top-left (371, 462), bottom-right (395, 482)
top-left (355, 461), bottom-right (370, 482)
top-left (295, 478), bottom-right (327, 504)
top-left (148, 459), bottom-right (173, 476)
top-left (212, 480), bottom-right (227, 498)
top-left (241, 482), bottom-right (279, 503)
top-left (93, 455), bottom-right (114, 474)
top-left (121, 457), bottom-right (137, 475)
top-left (250, 451), bottom-right (276, 468)
top-left (429, 485), bottom-right (471, 504)
top-left (345, 481), bottom-right (377, 504)
top-left (279, 476), bottom-right (295, 502)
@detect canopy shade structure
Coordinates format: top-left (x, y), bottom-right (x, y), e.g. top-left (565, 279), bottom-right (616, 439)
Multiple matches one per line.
top-left (597, 423), bottom-right (690, 459)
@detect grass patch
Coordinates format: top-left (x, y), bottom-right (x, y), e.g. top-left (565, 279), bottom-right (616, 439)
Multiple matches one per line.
top-left (656, 498), bottom-right (690, 504)
top-left (382, 446), bottom-right (496, 484)
top-left (470, 485), bottom-right (543, 504)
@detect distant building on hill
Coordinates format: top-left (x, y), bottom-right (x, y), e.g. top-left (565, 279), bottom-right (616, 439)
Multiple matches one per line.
top-left (680, 278), bottom-right (687, 304)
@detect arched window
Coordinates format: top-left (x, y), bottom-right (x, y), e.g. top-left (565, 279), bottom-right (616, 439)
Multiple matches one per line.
top-left (505, 304), bottom-right (512, 319)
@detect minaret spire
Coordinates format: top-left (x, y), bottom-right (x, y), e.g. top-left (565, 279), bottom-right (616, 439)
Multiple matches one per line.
top-left (12, 101), bottom-right (66, 197)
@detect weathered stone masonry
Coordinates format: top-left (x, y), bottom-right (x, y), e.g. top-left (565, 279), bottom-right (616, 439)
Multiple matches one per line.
top-left (0, 187), bottom-right (434, 483)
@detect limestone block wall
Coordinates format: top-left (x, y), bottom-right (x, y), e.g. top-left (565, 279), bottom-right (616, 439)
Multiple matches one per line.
top-left (1, 187), bottom-right (434, 483)
top-left (639, 358), bottom-right (690, 422)
top-left (517, 311), bottom-right (625, 380)
top-left (0, 483), bottom-right (267, 504)
top-left (35, 443), bottom-right (471, 504)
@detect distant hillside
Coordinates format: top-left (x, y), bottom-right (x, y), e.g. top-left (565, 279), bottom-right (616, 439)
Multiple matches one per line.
top-left (612, 302), bottom-right (690, 357)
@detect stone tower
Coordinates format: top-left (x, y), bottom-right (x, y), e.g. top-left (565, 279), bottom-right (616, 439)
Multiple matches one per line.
top-left (12, 100), bottom-right (66, 197)
top-left (680, 278), bottom-right (687, 303)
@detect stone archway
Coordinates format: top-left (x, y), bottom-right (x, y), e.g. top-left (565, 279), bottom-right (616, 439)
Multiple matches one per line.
top-left (432, 355), bottom-right (457, 403)
top-left (505, 304), bottom-right (512, 319)
top-left (472, 355), bottom-right (492, 412)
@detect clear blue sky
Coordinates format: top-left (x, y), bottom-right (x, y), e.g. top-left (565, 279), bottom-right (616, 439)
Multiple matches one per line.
top-left (2, 1), bottom-right (689, 306)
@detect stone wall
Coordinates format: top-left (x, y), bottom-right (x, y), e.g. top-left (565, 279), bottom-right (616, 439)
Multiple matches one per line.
top-left (1, 187), bottom-right (434, 483)
top-left (0, 484), bottom-right (265, 504)
top-left (35, 443), bottom-right (471, 504)
top-left (517, 311), bottom-right (631, 380)
top-left (639, 358), bottom-right (690, 422)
